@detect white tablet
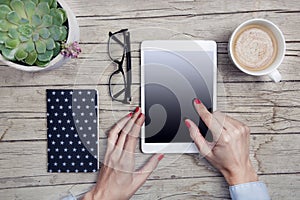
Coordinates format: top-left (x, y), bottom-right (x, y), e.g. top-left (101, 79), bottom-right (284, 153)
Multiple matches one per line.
top-left (141, 40), bottom-right (217, 153)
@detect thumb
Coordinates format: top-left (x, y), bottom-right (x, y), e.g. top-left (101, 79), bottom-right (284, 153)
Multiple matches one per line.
top-left (134, 154), bottom-right (164, 187)
top-left (185, 119), bottom-right (211, 157)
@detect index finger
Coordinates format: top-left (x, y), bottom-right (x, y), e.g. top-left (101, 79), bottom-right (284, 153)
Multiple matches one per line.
top-left (124, 113), bottom-right (145, 153)
top-left (193, 98), bottom-right (224, 140)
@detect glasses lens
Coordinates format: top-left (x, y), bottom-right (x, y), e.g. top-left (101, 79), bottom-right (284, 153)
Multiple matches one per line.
top-left (109, 71), bottom-right (126, 100)
top-left (109, 32), bottom-right (125, 61)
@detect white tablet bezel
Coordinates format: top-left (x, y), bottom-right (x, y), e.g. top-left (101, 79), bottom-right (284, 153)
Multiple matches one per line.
top-left (141, 40), bottom-right (217, 153)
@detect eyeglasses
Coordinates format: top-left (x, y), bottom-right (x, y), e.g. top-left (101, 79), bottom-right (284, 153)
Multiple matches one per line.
top-left (108, 29), bottom-right (132, 104)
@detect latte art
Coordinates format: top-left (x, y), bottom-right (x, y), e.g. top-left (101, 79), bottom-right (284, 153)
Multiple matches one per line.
top-left (233, 25), bottom-right (277, 71)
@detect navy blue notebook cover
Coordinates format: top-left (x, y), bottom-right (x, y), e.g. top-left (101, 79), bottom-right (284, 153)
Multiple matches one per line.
top-left (46, 89), bottom-right (99, 173)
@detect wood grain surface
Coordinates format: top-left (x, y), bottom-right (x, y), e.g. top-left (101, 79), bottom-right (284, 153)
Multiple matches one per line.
top-left (0, 0), bottom-right (299, 199)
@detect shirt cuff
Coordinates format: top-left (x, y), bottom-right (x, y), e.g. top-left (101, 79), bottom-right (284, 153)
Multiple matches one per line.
top-left (229, 181), bottom-right (271, 200)
top-left (61, 194), bottom-right (76, 200)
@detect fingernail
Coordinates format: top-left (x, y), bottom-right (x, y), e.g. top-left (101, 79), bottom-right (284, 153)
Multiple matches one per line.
top-left (194, 98), bottom-right (201, 104)
top-left (184, 120), bottom-right (191, 128)
top-left (138, 113), bottom-right (143, 118)
top-left (134, 107), bottom-right (140, 113)
top-left (158, 154), bottom-right (164, 161)
top-left (127, 112), bottom-right (133, 117)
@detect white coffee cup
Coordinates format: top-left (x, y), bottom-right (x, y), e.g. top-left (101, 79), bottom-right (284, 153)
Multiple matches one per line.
top-left (228, 19), bottom-right (286, 82)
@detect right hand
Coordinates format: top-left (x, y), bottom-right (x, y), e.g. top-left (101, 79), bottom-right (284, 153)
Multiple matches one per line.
top-left (185, 98), bottom-right (258, 186)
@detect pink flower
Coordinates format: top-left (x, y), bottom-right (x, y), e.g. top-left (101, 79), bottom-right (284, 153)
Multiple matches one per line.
top-left (61, 41), bottom-right (82, 58)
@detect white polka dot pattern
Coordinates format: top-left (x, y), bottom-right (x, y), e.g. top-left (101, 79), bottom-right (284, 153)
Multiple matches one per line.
top-left (46, 89), bottom-right (99, 173)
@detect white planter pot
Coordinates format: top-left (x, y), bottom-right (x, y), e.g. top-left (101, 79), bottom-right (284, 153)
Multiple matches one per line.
top-left (0, 0), bottom-right (80, 72)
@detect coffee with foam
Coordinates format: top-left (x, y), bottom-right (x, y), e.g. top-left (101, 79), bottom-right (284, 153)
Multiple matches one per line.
top-left (232, 24), bottom-right (278, 71)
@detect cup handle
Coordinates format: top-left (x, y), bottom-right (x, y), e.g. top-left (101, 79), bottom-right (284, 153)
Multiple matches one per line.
top-left (268, 69), bottom-right (282, 82)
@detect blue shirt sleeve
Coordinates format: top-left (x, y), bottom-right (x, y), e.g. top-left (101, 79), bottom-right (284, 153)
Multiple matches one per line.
top-left (229, 181), bottom-right (271, 200)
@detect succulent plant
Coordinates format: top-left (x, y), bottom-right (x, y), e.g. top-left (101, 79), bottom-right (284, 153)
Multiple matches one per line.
top-left (0, 0), bottom-right (68, 67)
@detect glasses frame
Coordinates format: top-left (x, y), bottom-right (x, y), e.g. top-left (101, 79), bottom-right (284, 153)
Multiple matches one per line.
top-left (108, 29), bottom-right (132, 104)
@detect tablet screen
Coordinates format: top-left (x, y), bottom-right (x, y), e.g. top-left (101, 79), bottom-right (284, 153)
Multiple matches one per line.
top-left (144, 50), bottom-right (214, 143)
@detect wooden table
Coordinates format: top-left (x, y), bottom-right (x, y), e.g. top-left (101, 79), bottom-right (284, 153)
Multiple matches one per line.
top-left (0, 0), bottom-right (299, 199)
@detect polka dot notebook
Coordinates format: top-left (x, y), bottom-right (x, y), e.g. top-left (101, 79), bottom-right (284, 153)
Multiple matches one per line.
top-left (46, 89), bottom-right (99, 173)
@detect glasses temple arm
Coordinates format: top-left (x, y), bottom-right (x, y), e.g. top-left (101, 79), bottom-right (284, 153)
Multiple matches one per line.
top-left (124, 32), bottom-right (132, 101)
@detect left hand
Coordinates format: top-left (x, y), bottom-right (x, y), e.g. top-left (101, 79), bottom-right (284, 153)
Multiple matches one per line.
top-left (83, 107), bottom-right (164, 200)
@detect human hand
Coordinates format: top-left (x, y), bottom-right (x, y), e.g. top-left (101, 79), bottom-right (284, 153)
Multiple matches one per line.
top-left (185, 99), bottom-right (258, 186)
top-left (84, 107), bottom-right (164, 200)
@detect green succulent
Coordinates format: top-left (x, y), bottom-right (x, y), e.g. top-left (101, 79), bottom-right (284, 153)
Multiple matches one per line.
top-left (0, 0), bottom-right (68, 67)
